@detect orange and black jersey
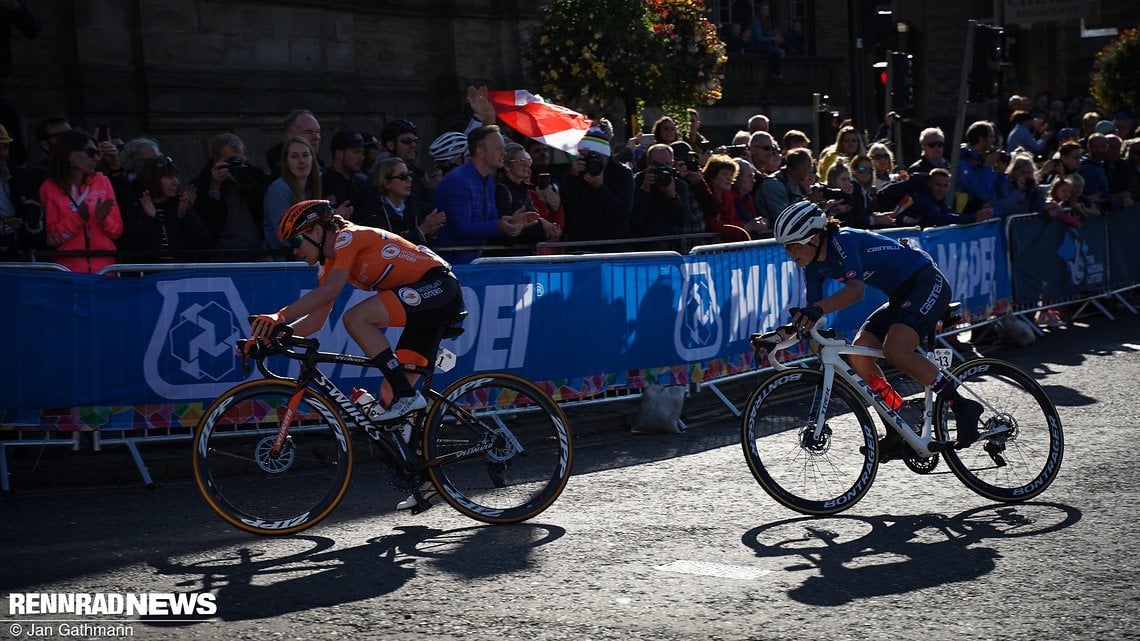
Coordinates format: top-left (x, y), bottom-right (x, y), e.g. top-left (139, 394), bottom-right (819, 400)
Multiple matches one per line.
top-left (317, 223), bottom-right (450, 291)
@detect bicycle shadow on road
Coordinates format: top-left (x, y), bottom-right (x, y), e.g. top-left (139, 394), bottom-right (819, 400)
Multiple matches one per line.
top-left (739, 502), bottom-right (1081, 606)
top-left (145, 522), bottom-right (564, 623)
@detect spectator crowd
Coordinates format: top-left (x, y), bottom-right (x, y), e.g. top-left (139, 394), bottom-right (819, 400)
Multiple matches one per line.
top-left (2, 1), bottom-right (1138, 274)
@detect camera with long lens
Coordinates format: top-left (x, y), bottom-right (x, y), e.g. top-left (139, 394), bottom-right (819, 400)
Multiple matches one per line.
top-left (224, 156), bottom-right (255, 185)
top-left (583, 152), bottom-right (605, 177)
top-left (651, 165), bottom-right (675, 188)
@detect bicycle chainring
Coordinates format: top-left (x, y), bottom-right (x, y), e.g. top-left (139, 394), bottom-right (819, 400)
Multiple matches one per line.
top-left (903, 451), bottom-right (940, 474)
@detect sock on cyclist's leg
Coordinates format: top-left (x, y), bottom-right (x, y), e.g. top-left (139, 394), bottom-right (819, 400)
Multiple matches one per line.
top-left (370, 349), bottom-right (415, 400)
top-left (931, 373), bottom-right (962, 404)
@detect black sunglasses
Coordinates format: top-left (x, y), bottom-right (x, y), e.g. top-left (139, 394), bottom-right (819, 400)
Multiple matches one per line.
top-left (288, 233), bottom-right (323, 250)
top-left (154, 156), bottom-right (174, 169)
top-left (872, 153), bottom-right (890, 160)
top-left (924, 141), bottom-right (945, 147)
top-left (388, 171), bottom-right (413, 181)
top-left (398, 137), bottom-right (418, 145)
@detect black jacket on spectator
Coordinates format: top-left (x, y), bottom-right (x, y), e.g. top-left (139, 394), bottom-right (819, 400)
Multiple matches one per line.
top-left (191, 162), bottom-right (269, 253)
top-left (562, 161), bottom-right (634, 243)
top-left (631, 170), bottom-right (689, 250)
top-left (120, 199), bottom-right (213, 260)
top-left (321, 166), bottom-right (380, 223)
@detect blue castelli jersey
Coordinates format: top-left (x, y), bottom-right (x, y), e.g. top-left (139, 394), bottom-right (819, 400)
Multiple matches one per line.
top-left (804, 227), bottom-right (934, 303)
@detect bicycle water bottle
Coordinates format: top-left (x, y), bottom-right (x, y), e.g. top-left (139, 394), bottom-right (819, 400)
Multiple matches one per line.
top-left (869, 375), bottom-right (904, 411)
top-left (350, 388), bottom-right (376, 409)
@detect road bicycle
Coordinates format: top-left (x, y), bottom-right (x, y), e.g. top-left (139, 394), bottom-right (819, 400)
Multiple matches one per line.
top-left (192, 314), bottom-right (573, 536)
top-left (741, 305), bottom-right (1064, 515)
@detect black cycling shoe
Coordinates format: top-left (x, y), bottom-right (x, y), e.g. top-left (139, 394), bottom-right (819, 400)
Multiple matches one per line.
top-left (952, 398), bottom-right (984, 450)
top-left (861, 432), bottom-right (905, 463)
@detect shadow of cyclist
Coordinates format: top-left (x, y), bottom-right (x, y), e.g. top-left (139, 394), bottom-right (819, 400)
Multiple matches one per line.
top-left (741, 502), bottom-right (1080, 606)
top-left (146, 522), bottom-right (565, 624)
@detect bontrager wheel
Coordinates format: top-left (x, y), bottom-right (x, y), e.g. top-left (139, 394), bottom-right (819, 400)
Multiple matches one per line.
top-left (193, 380), bottom-right (352, 536)
top-left (934, 358), bottom-right (1063, 502)
top-left (741, 368), bottom-right (878, 515)
top-left (424, 373), bottom-right (572, 523)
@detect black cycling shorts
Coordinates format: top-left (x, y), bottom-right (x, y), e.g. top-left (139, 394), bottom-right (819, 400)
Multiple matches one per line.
top-left (379, 267), bottom-right (465, 366)
top-left (861, 264), bottom-right (951, 341)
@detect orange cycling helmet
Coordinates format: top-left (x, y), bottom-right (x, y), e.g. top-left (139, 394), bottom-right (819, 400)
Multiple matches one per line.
top-left (278, 199), bottom-right (335, 243)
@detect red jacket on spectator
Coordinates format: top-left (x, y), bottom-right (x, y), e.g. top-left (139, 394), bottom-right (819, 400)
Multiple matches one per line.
top-left (40, 172), bottom-right (123, 273)
top-left (705, 189), bottom-right (751, 242)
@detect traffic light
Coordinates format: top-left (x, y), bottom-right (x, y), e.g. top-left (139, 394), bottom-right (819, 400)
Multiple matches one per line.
top-left (887, 51), bottom-right (916, 116)
top-left (969, 24), bottom-right (1004, 102)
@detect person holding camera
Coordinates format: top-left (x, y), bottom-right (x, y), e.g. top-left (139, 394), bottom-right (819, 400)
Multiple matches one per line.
top-left (191, 133), bottom-right (268, 256)
top-left (994, 153), bottom-right (1046, 217)
top-left (561, 124), bottom-right (633, 247)
top-left (954, 120), bottom-right (1003, 216)
top-left (488, 142), bottom-right (561, 256)
top-left (0, 123), bottom-right (42, 258)
top-left (630, 143), bottom-right (688, 250)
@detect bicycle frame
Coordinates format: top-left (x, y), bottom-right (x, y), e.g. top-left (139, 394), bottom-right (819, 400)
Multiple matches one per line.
top-left (765, 326), bottom-right (961, 457)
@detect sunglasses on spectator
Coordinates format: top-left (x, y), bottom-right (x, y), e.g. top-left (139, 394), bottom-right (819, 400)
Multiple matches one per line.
top-left (924, 141), bottom-right (945, 147)
top-left (856, 167), bottom-right (874, 174)
top-left (872, 153), bottom-right (890, 160)
top-left (154, 156), bottom-right (175, 169)
top-left (388, 171), bottom-right (413, 181)
top-left (398, 137), bottom-right (418, 145)
top-left (507, 158), bottom-right (533, 166)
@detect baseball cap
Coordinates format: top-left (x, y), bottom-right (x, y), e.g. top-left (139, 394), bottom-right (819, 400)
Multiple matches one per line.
top-left (1094, 120), bottom-right (1116, 135)
top-left (330, 129), bottom-right (367, 151)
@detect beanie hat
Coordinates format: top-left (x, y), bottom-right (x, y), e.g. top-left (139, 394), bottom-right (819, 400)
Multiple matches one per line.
top-left (577, 124), bottom-right (612, 158)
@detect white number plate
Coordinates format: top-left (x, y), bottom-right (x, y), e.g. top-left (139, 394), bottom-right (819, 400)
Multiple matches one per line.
top-left (933, 348), bottom-right (954, 369)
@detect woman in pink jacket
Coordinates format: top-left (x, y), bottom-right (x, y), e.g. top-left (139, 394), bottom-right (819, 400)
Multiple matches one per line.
top-left (39, 129), bottom-right (123, 273)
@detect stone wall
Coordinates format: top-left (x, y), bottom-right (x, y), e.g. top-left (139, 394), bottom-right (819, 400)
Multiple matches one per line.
top-left (10, 0), bottom-right (545, 173)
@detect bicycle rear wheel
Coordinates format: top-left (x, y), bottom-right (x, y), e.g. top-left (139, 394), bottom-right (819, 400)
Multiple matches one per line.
top-left (193, 380), bottom-right (353, 536)
top-left (935, 358), bottom-right (1064, 502)
top-left (741, 369), bottom-right (878, 515)
top-left (423, 373), bottom-right (572, 523)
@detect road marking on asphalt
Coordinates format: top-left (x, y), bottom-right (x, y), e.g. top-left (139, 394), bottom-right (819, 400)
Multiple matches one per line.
top-left (655, 559), bottom-right (772, 580)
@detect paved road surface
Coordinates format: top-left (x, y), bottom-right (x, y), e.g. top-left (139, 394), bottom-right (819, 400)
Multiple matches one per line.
top-left (2, 313), bottom-right (1138, 640)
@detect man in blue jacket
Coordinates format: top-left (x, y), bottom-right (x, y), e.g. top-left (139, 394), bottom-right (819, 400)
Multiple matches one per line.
top-left (433, 125), bottom-right (526, 263)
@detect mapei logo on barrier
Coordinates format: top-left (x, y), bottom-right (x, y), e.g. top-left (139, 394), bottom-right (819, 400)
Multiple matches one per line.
top-left (674, 262), bottom-right (722, 361)
top-left (1058, 228), bottom-right (1105, 287)
top-left (144, 278), bottom-right (251, 400)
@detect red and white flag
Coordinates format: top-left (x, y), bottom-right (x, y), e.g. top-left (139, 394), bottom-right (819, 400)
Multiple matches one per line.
top-left (487, 90), bottom-right (592, 154)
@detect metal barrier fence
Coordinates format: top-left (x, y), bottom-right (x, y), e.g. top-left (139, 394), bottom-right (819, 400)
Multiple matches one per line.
top-left (2, 215), bottom-right (1137, 490)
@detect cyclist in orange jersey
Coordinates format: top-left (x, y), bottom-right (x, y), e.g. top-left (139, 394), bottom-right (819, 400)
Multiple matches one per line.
top-left (245, 199), bottom-right (464, 421)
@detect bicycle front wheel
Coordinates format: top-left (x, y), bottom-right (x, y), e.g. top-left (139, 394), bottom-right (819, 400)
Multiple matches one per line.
top-left (424, 373), bottom-right (572, 523)
top-left (741, 369), bottom-right (878, 515)
top-left (935, 358), bottom-right (1064, 502)
top-left (193, 380), bottom-right (353, 536)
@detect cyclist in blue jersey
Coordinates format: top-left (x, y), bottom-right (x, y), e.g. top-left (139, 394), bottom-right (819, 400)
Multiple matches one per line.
top-left (773, 200), bottom-right (983, 458)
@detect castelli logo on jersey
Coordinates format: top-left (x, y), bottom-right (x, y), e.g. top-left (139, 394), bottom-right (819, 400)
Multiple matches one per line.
top-left (399, 287), bottom-right (422, 305)
top-left (382, 244), bottom-right (401, 259)
top-left (334, 230), bottom-right (352, 250)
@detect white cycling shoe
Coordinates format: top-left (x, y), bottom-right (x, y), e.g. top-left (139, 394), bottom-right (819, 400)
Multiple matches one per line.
top-left (369, 392), bottom-right (426, 423)
top-left (396, 482), bottom-right (437, 510)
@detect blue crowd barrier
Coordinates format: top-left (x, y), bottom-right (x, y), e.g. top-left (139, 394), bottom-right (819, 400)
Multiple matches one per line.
top-left (0, 219), bottom-right (1020, 432)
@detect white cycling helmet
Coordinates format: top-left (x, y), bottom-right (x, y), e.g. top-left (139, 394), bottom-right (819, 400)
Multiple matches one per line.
top-left (773, 200), bottom-right (827, 245)
top-left (429, 131), bottom-right (468, 165)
